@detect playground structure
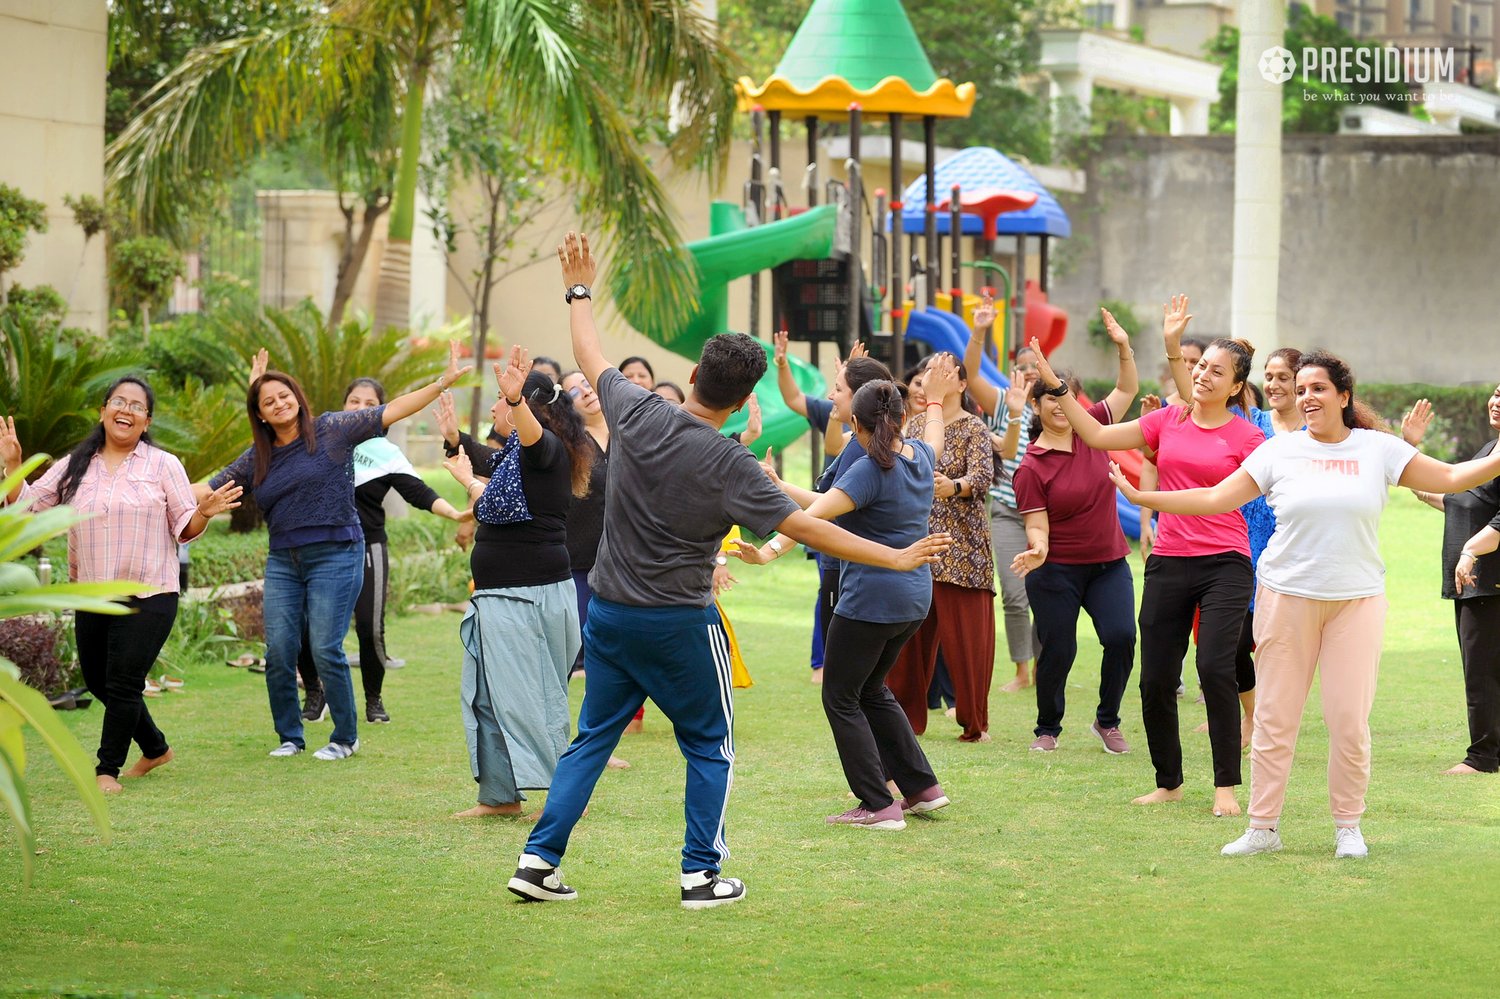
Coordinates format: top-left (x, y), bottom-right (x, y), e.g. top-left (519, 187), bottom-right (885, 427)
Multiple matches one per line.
top-left (611, 1), bottom-right (1162, 533)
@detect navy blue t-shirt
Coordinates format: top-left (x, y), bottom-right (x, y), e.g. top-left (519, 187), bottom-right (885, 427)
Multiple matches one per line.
top-left (830, 439), bottom-right (935, 624)
top-left (211, 406), bottom-right (385, 550)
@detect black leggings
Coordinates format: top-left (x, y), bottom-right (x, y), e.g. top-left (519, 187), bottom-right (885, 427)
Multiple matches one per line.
top-left (1138, 553), bottom-right (1253, 790)
top-left (821, 614), bottom-right (937, 810)
top-left (76, 592), bottom-right (178, 777)
top-left (299, 540), bottom-right (389, 699)
top-left (1235, 608), bottom-right (1256, 694)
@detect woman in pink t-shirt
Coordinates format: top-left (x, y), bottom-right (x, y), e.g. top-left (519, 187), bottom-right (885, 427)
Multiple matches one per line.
top-left (1032, 323), bottom-right (1264, 818)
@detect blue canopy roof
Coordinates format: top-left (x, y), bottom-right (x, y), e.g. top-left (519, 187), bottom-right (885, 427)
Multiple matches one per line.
top-left (898, 146), bottom-right (1070, 238)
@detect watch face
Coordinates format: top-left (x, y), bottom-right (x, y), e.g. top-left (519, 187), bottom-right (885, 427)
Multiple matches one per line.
top-left (570, 284), bottom-right (589, 297)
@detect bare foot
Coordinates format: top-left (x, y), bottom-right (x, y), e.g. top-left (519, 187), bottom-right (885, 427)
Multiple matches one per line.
top-left (453, 802), bottom-right (531, 819)
top-left (122, 748), bottom-right (173, 778)
top-left (944, 707), bottom-right (956, 719)
top-left (624, 718), bottom-right (644, 735)
top-left (1131, 786), bottom-right (1183, 805)
top-left (1442, 762), bottom-right (1486, 775)
top-left (606, 755), bottom-right (631, 770)
top-left (959, 731), bottom-right (992, 743)
top-left (1212, 786), bottom-right (1241, 817)
top-left (1193, 721), bottom-right (1209, 734)
top-left (97, 774), bottom-right (123, 794)
top-left (998, 676), bottom-right (1031, 693)
top-left (810, 669), bottom-right (824, 685)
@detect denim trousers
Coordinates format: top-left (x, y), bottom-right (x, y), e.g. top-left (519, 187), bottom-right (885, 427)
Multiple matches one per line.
top-left (264, 540), bottom-right (365, 748)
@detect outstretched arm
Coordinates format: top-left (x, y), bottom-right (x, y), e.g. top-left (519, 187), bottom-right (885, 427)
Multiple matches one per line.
top-left (759, 447), bottom-right (820, 509)
top-left (772, 331), bottom-right (808, 417)
top-left (1399, 449), bottom-right (1500, 495)
top-left (1031, 338), bottom-right (1147, 451)
top-left (1099, 307), bottom-right (1139, 423)
top-left (1110, 462), bottom-right (1262, 516)
top-left (963, 293), bottom-right (1002, 416)
top-left (1161, 295), bottom-right (1195, 402)
top-left (382, 340), bottom-right (473, 428)
top-left (731, 509), bottom-right (951, 570)
top-left (558, 232), bottom-right (610, 387)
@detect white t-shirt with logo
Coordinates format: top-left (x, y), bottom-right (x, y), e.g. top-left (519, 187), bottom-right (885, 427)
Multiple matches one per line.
top-left (1240, 428), bottom-right (1418, 600)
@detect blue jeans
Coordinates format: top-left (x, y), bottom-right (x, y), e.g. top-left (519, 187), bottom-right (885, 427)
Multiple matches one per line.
top-left (264, 541), bottom-right (365, 748)
top-left (1025, 557), bottom-right (1136, 739)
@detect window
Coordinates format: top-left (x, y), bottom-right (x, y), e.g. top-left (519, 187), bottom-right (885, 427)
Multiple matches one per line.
top-left (1453, 6), bottom-right (1464, 33)
top-left (1337, 11), bottom-right (1355, 30)
top-left (1083, 3), bottom-right (1115, 28)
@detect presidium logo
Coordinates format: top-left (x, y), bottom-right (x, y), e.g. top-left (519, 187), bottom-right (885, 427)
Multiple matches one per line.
top-left (1257, 45), bottom-right (1456, 86)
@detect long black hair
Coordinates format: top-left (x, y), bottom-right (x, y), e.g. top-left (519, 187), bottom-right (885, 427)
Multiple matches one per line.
top-left (520, 370), bottom-right (596, 497)
top-left (850, 381), bottom-right (907, 470)
top-left (248, 372), bottom-right (317, 487)
top-left (1295, 350), bottom-right (1381, 430)
top-left (55, 376), bottom-right (158, 504)
top-left (343, 377), bottom-right (386, 404)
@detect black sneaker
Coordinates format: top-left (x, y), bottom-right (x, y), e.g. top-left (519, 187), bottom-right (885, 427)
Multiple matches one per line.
top-left (366, 697), bottom-right (390, 724)
top-left (301, 689), bottom-right (327, 722)
top-left (680, 871), bottom-right (746, 910)
top-left (507, 854), bottom-right (578, 902)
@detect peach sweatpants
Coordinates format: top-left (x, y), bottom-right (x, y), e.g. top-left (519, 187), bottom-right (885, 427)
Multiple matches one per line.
top-left (1248, 587), bottom-right (1387, 830)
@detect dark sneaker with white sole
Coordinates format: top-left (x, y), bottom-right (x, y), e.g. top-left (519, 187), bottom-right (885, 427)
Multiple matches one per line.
top-left (301, 689), bottom-right (328, 723)
top-left (508, 853), bottom-right (578, 902)
top-left (366, 697), bottom-right (390, 724)
top-left (681, 870), bottom-right (746, 909)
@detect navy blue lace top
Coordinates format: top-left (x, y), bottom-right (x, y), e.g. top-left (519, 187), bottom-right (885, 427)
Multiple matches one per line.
top-left (210, 405), bottom-right (386, 550)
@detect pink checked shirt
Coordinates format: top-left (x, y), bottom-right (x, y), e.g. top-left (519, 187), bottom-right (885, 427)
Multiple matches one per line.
top-left (19, 441), bottom-right (197, 594)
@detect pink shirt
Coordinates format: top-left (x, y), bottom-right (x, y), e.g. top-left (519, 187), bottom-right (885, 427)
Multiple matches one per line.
top-left (19, 441), bottom-right (197, 594)
top-left (1140, 405), bottom-right (1265, 558)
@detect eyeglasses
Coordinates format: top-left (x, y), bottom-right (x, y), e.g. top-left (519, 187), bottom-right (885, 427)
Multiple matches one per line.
top-left (107, 397), bottom-right (149, 415)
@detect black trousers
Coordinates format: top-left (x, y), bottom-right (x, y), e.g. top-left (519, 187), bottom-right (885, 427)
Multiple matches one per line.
top-left (1456, 595), bottom-right (1500, 773)
top-left (821, 614), bottom-right (937, 810)
top-left (1234, 609), bottom-right (1257, 694)
top-left (75, 592), bottom-right (178, 778)
top-left (1026, 558), bottom-right (1136, 738)
top-left (1138, 553), bottom-right (1253, 789)
top-left (299, 540), bottom-right (389, 700)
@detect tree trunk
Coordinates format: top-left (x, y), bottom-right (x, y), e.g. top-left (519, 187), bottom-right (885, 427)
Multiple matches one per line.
top-left (329, 194), bottom-right (387, 330)
top-left (373, 59), bottom-right (429, 333)
top-left (141, 303), bottom-right (152, 343)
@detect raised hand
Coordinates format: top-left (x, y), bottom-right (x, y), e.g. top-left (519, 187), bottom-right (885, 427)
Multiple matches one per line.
top-left (1139, 393), bottom-right (1162, 419)
top-left (893, 532), bottom-right (953, 571)
top-left (1108, 460), bottom-right (1142, 504)
top-left (196, 480), bottom-right (243, 519)
top-left (441, 339), bottom-right (473, 391)
top-left (249, 348), bottom-right (269, 385)
top-left (1100, 306), bottom-right (1131, 347)
top-left (443, 451), bottom-right (475, 489)
top-left (1029, 337), bottom-right (1063, 390)
top-left (495, 344), bottom-right (533, 403)
top-left (773, 330), bottom-right (790, 369)
top-left (0, 416), bottom-right (23, 473)
top-left (847, 340), bottom-right (868, 361)
top-left (558, 231), bottom-right (597, 288)
top-left (1401, 398), bottom-right (1433, 447)
top-left (742, 394), bottom-right (763, 449)
top-left (922, 353), bottom-right (960, 403)
top-left (972, 291), bottom-right (996, 333)
top-left (758, 445), bottom-right (782, 485)
top-left (1162, 294), bottom-right (1193, 345)
top-left (1003, 369), bottom-right (1030, 417)
top-left (1010, 546), bottom-right (1045, 579)
top-left (431, 390), bottom-right (459, 446)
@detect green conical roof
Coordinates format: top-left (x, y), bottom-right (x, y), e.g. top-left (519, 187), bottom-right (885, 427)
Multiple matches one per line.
top-left (774, 0), bottom-right (937, 92)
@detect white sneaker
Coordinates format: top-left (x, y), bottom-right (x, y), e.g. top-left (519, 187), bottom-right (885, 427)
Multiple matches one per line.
top-left (680, 870), bottom-right (747, 909)
top-left (312, 739), bottom-right (359, 761)
top-left (1334, 825), bottom-right (1368, 858)
top-left (268, 741), bottom-right (303, 757)
top-left (507, 853), bottom-right (578, 902)
top-left (1221, 827), bottom-right (1283, 857)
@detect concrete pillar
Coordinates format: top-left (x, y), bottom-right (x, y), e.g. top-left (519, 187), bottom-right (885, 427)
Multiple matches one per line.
top-left (1048, 71), bottom-right (1094, 138)
top-left (1230, 0), bottom-right (1285, 353)
top-left (1169, 97), bottom-right (1211, 135)
top-left (1112, 0), bottom-right (1131, 33)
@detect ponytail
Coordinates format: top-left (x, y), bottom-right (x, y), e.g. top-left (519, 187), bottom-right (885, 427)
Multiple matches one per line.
top-left (1180, 337), bottom-right (1255, 421)
top-left (850, 381), bottom-right (907, 470)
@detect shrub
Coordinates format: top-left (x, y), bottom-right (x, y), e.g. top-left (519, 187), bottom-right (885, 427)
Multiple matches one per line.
top-left (1360, 383), bottom-right (1496, 463)
top-left (0, 615), bottom-right (76, 695)
top-left (1086, 299), bottom-right (1143, 349)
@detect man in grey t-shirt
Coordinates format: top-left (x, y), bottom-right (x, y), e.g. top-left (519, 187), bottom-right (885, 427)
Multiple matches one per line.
top-left (510, 233), bottom-right (949, 911)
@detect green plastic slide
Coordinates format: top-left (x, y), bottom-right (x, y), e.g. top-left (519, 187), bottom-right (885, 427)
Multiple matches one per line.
top-left (614, 202), bottom-right (839, 455)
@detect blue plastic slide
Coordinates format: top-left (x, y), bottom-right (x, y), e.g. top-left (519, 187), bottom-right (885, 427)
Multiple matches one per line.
top-left (902, 309), bottom-right (1008, 388)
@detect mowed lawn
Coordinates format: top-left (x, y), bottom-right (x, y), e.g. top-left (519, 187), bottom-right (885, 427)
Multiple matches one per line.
top-left (3, 492), bottom-right (1497, 997)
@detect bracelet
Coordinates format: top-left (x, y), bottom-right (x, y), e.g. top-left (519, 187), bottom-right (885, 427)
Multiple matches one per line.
top-left (1459, 551), bottom-right (1478, 562)
top-left (925, 401), bottom-right (943, 409)
top-left (1165, 353), bottom-right (1183, 361)
top-left (505, 395), bottom-right (523, 407)
top-left (1119, 350), bottom-right (1134, 360)
top-left (466, 479), bottom-right (484, 493)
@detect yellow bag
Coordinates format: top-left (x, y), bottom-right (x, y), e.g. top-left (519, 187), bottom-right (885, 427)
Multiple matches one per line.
top-left (715, 600), bottom-right (752, 689)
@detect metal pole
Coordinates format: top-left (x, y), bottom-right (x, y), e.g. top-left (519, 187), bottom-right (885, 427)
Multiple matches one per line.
top-left (923, 115), bottom-right (937, 308)
top-left (1014, 234), bottom-right (1027, 356)
top-left (1039, 235), bottom-right (1050, 295)
top-left (847, 103), bottom-right (863, 355)
top-left (748, 107), bottom-right (764, 340)
top-left (889, 112), bottom-right (905, 379)
top-left (949, 184), bottom-right (962, 316)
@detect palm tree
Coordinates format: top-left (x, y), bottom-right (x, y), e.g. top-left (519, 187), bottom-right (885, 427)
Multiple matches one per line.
top-left (107, 0), bottom-right (738, 333)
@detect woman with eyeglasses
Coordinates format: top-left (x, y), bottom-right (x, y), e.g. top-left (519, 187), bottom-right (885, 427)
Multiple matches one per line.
top-left (441, 347), bottom-right (597, 818)
top-left (293, 377), bottom-right (471, 728)
top-left (206, 345), bottom-right (472, 762)
top-left (2, 377), bottom-right (241, 793)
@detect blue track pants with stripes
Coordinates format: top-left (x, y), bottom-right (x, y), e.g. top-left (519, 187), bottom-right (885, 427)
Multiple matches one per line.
top-left (525, 597), bottom-right (736, 874)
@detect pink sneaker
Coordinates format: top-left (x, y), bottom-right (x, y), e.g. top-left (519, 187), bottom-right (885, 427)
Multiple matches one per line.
top-left (899, 784), bottom-right (950, 815)
top-left (1090, 721), bottom-right (1130, 755)
top-left (1030, 734), bottom-right (1058, 752)
top-left (826, 803), bottom-right (906, 830)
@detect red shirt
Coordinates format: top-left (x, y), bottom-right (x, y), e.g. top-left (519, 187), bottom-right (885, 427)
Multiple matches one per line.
top-left (1139, 404), bottom-right (1264, 558)
top-left (1014, 400), bottom-right (1130, 565)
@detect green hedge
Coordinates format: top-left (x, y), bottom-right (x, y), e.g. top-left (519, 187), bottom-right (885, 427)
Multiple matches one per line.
top-left (1079, 380), bottom-right (1496, 461)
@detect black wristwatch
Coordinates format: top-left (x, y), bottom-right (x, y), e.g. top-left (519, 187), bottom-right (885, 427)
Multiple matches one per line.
top-left (1041, 382), bottom-right (1070, 398)
top-left (565, 284), bottom-right (591, 304)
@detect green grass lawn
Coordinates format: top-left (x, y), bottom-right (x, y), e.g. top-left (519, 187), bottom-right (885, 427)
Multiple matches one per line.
top-left (3, 492), bottom-right (1498, 997)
